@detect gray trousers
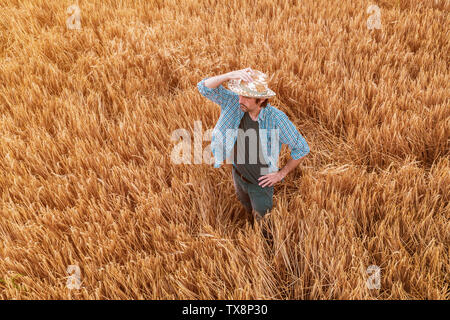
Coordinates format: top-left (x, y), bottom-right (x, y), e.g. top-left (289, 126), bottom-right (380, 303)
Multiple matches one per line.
top-left (232, 166), bottom-right (274, 218)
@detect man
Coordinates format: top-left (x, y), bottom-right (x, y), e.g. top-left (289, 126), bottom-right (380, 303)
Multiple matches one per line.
top-left (197, 68), bottom-right (310, 223)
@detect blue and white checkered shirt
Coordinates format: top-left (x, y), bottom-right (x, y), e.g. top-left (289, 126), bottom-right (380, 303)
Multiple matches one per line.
top-left (197, 77), bottom-right (310, 173)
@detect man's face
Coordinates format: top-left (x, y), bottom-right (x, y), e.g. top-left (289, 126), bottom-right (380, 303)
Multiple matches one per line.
top-left (239, 95), bottom-right (261, 113)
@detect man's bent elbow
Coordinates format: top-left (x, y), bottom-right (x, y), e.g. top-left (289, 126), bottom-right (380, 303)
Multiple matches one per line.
top-left (292, 147), bottom-right (310, 160)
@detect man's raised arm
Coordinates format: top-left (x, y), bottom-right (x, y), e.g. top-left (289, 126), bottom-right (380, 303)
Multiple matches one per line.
top-left (197, 68), bottom-right (254, 110)
top-left (204, 68), bottom-right (253, 88)
top-left (203, 73), bottom-right (230, 89)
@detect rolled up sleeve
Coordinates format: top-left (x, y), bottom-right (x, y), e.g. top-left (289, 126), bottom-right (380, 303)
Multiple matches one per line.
top-left (278, 112), bottom-right (310, 160)
top-left (197, 77), bottom-right (238, 111)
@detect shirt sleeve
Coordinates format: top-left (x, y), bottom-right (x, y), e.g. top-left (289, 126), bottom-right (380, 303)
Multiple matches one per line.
top-left (197, 77), bottom-right (238, 112)
top-left (277, 111), bottom-right (310, 160)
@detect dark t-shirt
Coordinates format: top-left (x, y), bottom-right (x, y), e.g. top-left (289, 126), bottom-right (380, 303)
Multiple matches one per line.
top-left (231, 112), bottom-right (269, 184)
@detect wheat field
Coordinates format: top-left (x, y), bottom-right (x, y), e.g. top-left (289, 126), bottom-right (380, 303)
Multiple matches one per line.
top-left (0, 0), bottom-right (448, 300)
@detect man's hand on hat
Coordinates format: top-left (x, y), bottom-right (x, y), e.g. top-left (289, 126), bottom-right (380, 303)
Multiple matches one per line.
top-left (226, 68), bottom-right (254, 83)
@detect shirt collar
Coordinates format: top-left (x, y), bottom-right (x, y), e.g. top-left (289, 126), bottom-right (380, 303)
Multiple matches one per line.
top-left (257, 103), bottom-right (269, 121)
top-left (241, 104), bottom-right (270, 121)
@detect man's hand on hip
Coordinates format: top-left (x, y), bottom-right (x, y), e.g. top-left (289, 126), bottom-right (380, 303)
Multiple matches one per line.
top-left (258, 171), bottom-right (284, 188)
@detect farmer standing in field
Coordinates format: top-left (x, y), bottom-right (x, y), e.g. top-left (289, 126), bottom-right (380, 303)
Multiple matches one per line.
top-left (197, 68), bottom-right (310, 224)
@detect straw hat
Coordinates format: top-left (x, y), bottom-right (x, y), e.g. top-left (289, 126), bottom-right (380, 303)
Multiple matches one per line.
top-left (227, 70), bottom-right (276, 99)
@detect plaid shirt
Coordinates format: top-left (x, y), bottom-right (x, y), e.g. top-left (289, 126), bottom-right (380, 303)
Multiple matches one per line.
top-left (197, 77), bottom-right (310, 173)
